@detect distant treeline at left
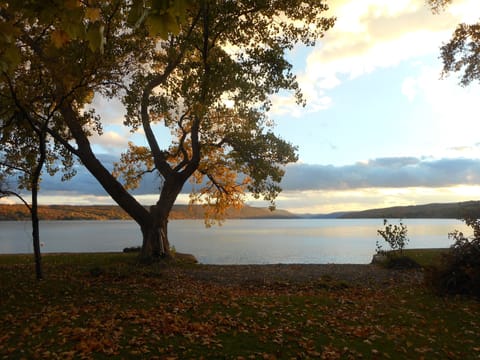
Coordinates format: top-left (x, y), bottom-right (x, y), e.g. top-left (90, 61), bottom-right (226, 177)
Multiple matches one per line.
top-left (0, 204), bottom-right (297, 221)
top-left (0, 205), bottom-right (132, 221)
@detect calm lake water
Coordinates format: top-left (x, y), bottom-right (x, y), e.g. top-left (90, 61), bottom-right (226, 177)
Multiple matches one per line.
top-left (0, 219), bottom-right (469, 264)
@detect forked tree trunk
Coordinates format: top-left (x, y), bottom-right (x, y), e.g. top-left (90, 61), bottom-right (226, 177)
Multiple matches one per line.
top-left (159, 214), bottom-right (170, 256)
top-left (139, 209), bottom-right (171, 261)
top-left (139, 179), bottom-right (183, 261)
top-left (140, 224), bottom-right (162, 261)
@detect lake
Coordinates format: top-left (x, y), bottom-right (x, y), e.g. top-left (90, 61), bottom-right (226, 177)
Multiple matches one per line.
top-left (0, 219), bottom-right (469, 264)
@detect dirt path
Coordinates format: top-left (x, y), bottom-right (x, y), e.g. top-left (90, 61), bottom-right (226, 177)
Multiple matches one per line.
top-left (176, 264), bottom-right (424, 288)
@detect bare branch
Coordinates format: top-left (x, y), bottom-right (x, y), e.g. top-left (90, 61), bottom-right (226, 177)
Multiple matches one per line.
top-left (0, 160), bottom-right (32, 175)
top-left (0, 189), bottom-right (31, 211)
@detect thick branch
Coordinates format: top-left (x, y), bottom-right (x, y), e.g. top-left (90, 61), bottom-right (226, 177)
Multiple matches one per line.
top-left (180, 4), bottom-right (209, 179)
top-left (19, 27), bottom-right (153, 228)
top-left (172, 112), bottom-right (191, 172)
top-left (182, 114), bottom-right (201, 179)
top-left (140, 12), bottom-right (201, 178)
top-left (59, 100), bottom-right (151, 226)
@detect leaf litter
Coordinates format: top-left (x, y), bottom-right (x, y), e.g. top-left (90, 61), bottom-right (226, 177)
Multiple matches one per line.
top-left (0, 256), bottom-right (479, 359)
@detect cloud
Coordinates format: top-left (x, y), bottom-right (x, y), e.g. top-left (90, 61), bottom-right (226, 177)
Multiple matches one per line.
top-left (271, 0), bottom-right (472, 115)
top-left (4, 154), bottom-right (480, 212)
top-left (89, 130), bottom-right (131, 153)
top-left (401, 76), bottom-right (418, 101)
top-left (401, 64), bottom-right (480, 114)
top-left (40, 171), bottom-right (163, 199)
top-left (448, 0), bottom-right (480, 23)
top-left (447, 143), bottom-right (480, 156)
top-left (262, 185), bottom-right (480, 214)
top-left (281, 157), bottom-right (480, 191)
top-left (399, 64), bottom-right (480, 157)
top-left (39, 154), bottom-right (117, 196)
top-left (89, 96), bottom-right (126, 125)
top-left (270, 92), bottom-right (332, 117)
top-left (19, 155), bottom-right (480, 206)
top-left (312, 0), bottom-right (458, 73)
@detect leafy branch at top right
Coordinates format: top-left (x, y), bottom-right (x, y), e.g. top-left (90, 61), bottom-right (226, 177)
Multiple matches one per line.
top-left (429, 0), bottom-right (480, 86)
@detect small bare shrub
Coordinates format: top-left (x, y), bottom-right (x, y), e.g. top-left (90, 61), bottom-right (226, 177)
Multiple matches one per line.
top-left (376, 219), bottom-right (409, 254)
top-left (375, 219), bottom-right (418, 269)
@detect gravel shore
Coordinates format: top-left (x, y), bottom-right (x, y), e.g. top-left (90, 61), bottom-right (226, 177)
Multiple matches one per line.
top-left (177, 263), bottom-right (424, 288)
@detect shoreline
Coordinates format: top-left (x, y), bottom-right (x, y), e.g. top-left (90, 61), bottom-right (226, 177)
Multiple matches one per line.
top-left (0, 251), bottom-right (428, 288)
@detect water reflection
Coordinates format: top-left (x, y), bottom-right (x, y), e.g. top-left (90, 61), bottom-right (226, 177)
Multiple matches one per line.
top-left (0, 218), bottom-right (469, 264)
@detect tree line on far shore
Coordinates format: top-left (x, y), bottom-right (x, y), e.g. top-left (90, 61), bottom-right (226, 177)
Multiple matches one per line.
top-left (0, 204), bottom-right (295, 221)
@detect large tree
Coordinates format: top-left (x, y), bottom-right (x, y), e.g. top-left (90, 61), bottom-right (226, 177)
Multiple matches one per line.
top-left (1, 1), bottom-right (335, 261)
top-left (429, 0), bottom-right (480, 86)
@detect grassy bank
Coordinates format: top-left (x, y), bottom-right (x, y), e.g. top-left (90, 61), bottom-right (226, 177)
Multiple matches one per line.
top-left (1, 252), bottom-right (479, 359)
top-left (401, 248), bottom-right (450, 267)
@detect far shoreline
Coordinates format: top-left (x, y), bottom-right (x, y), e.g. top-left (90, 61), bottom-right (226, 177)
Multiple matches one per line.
top-left (1, 200), bottom-right (479, 220)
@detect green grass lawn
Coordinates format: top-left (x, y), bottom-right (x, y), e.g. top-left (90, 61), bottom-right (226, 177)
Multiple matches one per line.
top-left (401, 248), bottom-right (450, 267)
top-left (1, 252), bottom-right (479, 359)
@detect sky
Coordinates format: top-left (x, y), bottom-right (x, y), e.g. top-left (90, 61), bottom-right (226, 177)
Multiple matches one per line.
top-left (3, 0), bottom-right (480, 214)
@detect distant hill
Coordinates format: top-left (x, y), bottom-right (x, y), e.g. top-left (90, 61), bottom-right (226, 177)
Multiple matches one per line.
top-left (339, 201), bottom-right (480, 219)
top-left (2, 200), bottom-right (479, 221)
top-left (0, 204), bottom-right (298, 221)
top-left (300, 212), bottom-right (349, 219)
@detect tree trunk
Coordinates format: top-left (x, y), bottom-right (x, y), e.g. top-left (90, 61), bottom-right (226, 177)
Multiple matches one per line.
top-left (31, 185), bottom-right (43, 280)
top-left (159, 212), bottom-right (170, 256)
top-left (139, 210), bottom-right (171, 262)
top-left (139, 223), bottom-right (162, 261)
top-left (31, 122), bottom-right (47, 281)
top-left (59, 102), bottom-right (194, 263)
top-left (139, 177), bottom-right (183, 261)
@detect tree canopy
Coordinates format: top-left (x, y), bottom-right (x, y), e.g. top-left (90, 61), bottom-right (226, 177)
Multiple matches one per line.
top-left (0, 0), bottom-right (193, 72)
top-left (429, 0), bottom-right (480, 86)
top-left (1, 0), bottom-right (335, 260)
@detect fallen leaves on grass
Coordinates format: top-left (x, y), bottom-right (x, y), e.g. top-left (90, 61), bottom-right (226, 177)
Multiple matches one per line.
top-left (1, 259), bottom-right (479, 359)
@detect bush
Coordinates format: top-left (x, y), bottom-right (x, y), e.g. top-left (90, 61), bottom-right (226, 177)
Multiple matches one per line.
top-left (373, 220), bottom-right (420, 269)
top-left (376, 219), bottom-right (409, 254)
top-left (426, 217), bottom-right (480, 298)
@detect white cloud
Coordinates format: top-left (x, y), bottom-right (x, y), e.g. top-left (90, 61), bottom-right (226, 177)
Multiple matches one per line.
top-left (90, 130), bottom-right (130, 153)
top-left (270, 91), bottom-right (332, 117)
top-left (313, 0), bottom-right (458, 71)
top-left (0, 197), bottom-right (16, 205)
top-left (89, 95), bottom-right (126, 125)
top-left (399, 64), bottom-right (480, 153)
top-left (416, 68), bottom-right (480, 119)
top-left (449, 0), bottom-right (480, 23)
top-left (446, 143), bottom-right (480, 158)
top-left (271, 0), bottom-right (476, 116)
top-left (401, 76), bottom-right (418, 101)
